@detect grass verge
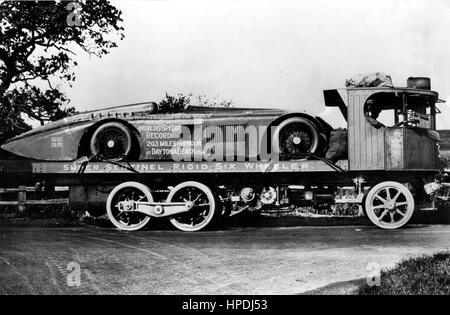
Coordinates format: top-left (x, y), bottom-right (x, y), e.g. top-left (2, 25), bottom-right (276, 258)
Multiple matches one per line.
top-left (359, 252), bottom-right (450, 295)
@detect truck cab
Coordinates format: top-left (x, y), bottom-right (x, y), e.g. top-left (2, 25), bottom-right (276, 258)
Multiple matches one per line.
top-left (324, 86), bottom-right (442, 171)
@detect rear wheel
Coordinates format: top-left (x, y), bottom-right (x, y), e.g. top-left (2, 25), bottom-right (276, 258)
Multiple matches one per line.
top-left (167, 181), bottom-right (217, 232)
top-left (106, 181), bottom-right (153, 231)
top-left (365, 181), bottom-right (415, 229)
top-left (272, 117), bottom-right (321, 160)
top-left (90, 122), bottom-right (133, 161)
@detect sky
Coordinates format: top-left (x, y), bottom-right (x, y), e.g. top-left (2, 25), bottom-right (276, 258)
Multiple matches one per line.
top-left (63, 0), bottom-right (450, 129)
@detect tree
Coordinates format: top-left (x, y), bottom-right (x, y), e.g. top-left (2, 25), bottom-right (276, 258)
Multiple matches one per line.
top-left (157, 93), bottom-right (233, 113)
top-left (0, 0), bottom-right (124, 144)
top-left (194, 94), bottom-right (233, 108)
top-left (157, 93), bottom-right (192, 114)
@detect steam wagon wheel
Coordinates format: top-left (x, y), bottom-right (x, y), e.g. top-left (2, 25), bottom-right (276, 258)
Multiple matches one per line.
top-left (273, 117), bottom-right (321, 160)
top-left (90, 122), bottom-right (133, 161)
top-left (167, 181), bottom-right (217, 232)
top-left (365, 181), bottom-right (415, 229)
top-left (106, 182), bottom-right (153, 231)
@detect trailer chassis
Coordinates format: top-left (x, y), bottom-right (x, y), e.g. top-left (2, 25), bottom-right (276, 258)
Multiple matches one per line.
top-left (31, 160), bottom-right (439, 231)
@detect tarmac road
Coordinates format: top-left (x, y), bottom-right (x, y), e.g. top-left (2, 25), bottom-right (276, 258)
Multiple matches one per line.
top-left (0, 224), bottom-right (449, 295)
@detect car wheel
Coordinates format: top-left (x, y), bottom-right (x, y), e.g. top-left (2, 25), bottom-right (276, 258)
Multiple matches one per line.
top-left (89, 122), bottom-right (133, 161)
top-left (272, 117), bottom-right (321, 160)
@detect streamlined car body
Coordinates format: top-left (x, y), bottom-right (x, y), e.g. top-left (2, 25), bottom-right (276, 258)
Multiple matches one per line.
top-left (1, 102), bottom-right (332, 162)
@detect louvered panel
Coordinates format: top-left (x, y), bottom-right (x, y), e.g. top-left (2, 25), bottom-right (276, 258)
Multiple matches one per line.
top-left (348, 92), bottom-right (355, 170)
top-left (348, 90), bottom-right (385, 170)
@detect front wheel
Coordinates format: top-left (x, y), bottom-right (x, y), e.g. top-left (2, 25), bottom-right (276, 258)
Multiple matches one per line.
top-left (167, 181), bottom-right (217, 232)
top-left (365, 181), bottom-right (415, 229)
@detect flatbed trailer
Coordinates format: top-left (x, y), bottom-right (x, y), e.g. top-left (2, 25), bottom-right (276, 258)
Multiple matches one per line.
top-left (31, 159), bottom-right (436, 187)
top-left (28, 158), bottom-right (439, 232)
top-left (32, 160), bottom-right (348, 175)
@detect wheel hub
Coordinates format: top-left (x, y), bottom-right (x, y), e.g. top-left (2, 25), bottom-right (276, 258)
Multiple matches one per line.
top-left (282, 130), bottom-right (311, 156)
top-left (260, 187), bottom-right (277, 205)
top-left (185, 201), bottom-right (195, 210)
top-left (385, 200), bottom-right (396, 210)
top-left (119, 200), bottom-right (135, 212)
top-left (107, 140), bottom-right (115, 148)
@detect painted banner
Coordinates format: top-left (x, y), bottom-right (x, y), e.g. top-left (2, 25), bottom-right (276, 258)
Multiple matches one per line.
top-left (32, 160), bottom-right (348, 174)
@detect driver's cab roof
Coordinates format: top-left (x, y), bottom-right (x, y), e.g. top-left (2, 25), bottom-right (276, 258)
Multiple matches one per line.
top-left (324, 87), bottom-right (443, 109)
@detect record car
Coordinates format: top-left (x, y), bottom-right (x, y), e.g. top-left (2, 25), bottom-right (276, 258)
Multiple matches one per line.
top-left (1, 102), bottom-right (332, 162)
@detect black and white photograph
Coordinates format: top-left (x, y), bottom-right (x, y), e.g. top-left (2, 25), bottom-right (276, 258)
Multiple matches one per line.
top-left (0, 0), bottom-right (449, 300)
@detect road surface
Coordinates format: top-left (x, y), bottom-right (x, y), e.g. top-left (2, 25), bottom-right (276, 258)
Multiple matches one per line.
top-left (0, 224), bottom-right (449, 294)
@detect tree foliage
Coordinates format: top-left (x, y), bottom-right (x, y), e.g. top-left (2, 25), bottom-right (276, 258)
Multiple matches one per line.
top-left (157, 93), bottom-right (192, 114)
top-left (0, 0), bottom-right (124, 143)
top-left (157, 93), bottom-right (233, 113)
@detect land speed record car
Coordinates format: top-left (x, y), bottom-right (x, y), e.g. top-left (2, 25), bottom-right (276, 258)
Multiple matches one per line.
top-left (1, 102), bottom-right (333, 162)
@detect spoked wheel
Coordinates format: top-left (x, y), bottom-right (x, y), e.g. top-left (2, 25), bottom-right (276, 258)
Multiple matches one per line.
top-left (365, 181), bottom-right (415, 229)
top-left (167, 181), bottom-right (216, 232)
top-left (273, 117), bottom-right (320, 160)
top-left (106, 182), bottom-right (153, 231)
top-left (90, 122), bottom-right (133, 161)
